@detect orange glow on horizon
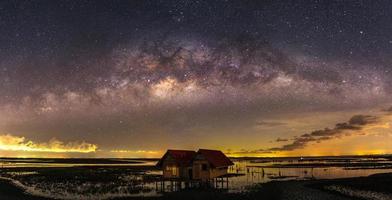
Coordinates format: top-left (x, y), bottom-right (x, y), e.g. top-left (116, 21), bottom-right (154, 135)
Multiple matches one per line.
top-left (0, 134), bottom-right (97, 153)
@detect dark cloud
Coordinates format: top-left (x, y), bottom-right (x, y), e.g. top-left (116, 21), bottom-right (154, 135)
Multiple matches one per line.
top-left (275, 138), bottom-right (289, 142)
top-left (348, 115), bottom-right (378, 125)
top-left (268, 137), bottom-right (317, 151)
top-left (241, 114), bottom-right (380, 153)
top-left (383, 106), bottom-right (392, 112)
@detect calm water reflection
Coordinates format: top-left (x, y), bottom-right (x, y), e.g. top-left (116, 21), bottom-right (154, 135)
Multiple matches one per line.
top-left (227, 159), bottom-right (392, 192)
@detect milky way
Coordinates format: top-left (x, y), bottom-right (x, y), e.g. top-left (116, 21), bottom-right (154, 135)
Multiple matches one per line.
top-left (1, 0), bottom-right (392, 157)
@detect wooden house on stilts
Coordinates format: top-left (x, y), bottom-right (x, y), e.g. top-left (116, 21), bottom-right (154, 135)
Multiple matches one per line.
top-left (156, 149), bottom-right (234, 184)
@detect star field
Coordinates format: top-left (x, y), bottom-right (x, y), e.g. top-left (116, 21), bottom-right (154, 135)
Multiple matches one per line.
top-left (0, 0), bottom-right (392, 157)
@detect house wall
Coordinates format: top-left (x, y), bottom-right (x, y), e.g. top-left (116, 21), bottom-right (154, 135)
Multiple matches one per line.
top-left (192, 159), bottom-right (209, 180)
top-left (192, 154), bottom-right (228, 180)
top-left (161, 154), bottom-right (192, 179)
top-left (180, 166), bottom-right (193, 179)
top-left (209, 167), bottom-right (228, 178)
top-left (162, 155), bottom-right (180, 178)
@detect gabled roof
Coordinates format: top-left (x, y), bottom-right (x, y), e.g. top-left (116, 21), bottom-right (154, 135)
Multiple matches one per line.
top-left (156, 149), bottom-right (196, 168)
top-left (197, 149), bottom-right (234, 168)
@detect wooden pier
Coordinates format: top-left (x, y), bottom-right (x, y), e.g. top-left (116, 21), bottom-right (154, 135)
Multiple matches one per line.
top-left (150, 173), bottom-right (244, 193)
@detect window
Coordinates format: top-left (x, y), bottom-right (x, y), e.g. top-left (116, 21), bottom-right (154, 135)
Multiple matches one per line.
top-left (202, 164), bottom-right (208, 171)
top-left (166, 165), bottom-right (179, 176)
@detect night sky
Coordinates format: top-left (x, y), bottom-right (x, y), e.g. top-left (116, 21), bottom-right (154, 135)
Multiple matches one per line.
top-left (1, 0), bottom-right (392, 158)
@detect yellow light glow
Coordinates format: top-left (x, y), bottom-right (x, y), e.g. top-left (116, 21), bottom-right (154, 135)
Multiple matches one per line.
top-left (110, 149), bottom-right (160, 154)
top-left (0, 134), bottom-right (97, 153)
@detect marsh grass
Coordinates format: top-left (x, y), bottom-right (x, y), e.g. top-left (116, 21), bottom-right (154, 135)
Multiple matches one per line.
top-left (0, 166), bottom-right (160, 199)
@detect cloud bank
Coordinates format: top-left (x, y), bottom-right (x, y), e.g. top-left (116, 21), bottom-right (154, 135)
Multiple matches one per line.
top-left (235, 112), bottom-right (390, 155)
top-left (0, 134), bottom-right (97, 153)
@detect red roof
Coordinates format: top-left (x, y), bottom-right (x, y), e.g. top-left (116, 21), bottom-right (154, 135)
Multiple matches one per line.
top-left (197, 149), bottom-right (234, 168)
top-left (156, 149), bottom-right (196, 167)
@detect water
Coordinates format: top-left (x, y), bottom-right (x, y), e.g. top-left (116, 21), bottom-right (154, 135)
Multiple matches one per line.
top-left (227, 158), bottom-right (392, 192)
top-left (1, 157), bottom-right (392, 199)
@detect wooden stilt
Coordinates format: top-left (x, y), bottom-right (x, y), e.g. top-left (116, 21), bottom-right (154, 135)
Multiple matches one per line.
top-left (221, 177), bottom-right (223, 188)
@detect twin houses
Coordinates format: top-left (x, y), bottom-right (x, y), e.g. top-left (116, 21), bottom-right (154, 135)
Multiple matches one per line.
top-left (156, 149), bottom-right (234, 181)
